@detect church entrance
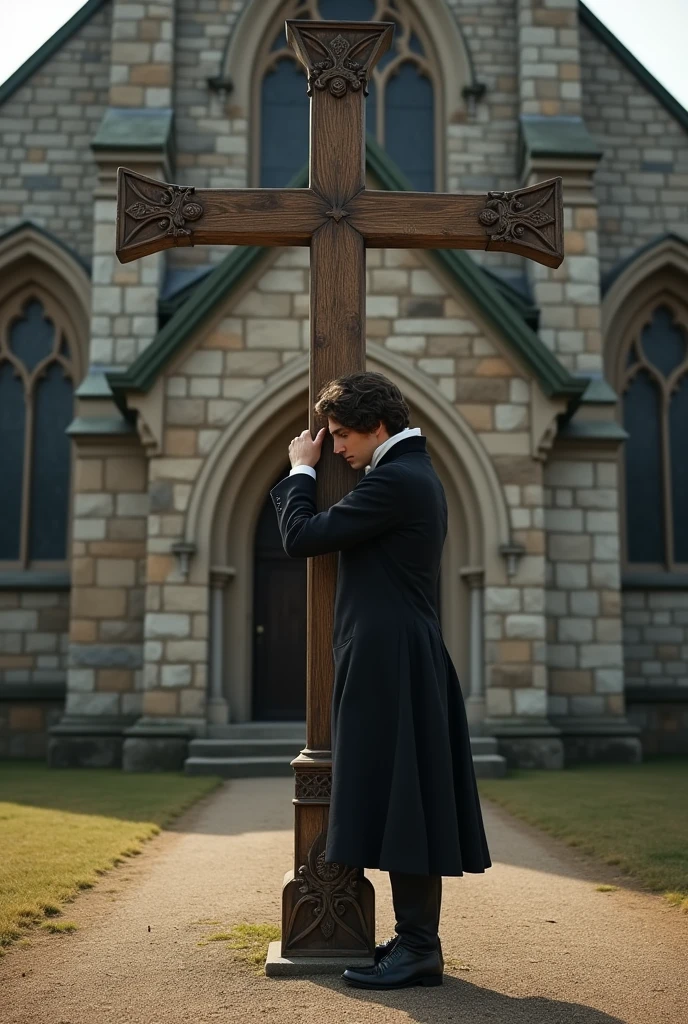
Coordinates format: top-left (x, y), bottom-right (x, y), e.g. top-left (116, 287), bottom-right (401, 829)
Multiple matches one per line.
top-left (252, 468), bottom-right (307, 720)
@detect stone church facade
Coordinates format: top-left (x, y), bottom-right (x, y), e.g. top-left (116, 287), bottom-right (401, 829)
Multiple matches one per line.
top-left (0, 0), bottom-right (687, 769)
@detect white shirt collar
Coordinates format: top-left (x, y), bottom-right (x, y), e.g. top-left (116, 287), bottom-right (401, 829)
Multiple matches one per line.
top-left (365, 427), bottom-right (422, 474)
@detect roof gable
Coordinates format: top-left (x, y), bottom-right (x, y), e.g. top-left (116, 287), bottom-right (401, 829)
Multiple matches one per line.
top-left (108, 138), bottom-right (586, 404)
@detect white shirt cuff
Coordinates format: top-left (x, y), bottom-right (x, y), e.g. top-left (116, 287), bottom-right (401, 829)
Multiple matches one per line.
top-left (289, 464), bottom-right (316, 479)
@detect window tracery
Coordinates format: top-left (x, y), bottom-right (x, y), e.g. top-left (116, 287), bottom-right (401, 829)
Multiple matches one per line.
top-left (0, 292), bottom-right (75, 567)
top-left (620, 300), bottom-right (688, 570)
top-left (256, 0), bottom-right (439, 190)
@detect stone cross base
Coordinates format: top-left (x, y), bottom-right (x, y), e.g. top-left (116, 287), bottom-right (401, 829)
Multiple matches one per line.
top-left (264, 940), bottom-right (374, 977)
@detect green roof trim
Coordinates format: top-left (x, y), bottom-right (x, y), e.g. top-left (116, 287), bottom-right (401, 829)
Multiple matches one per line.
top-left (110, 245), bottom-right (268, 398)
top-left (92, 107), bottom-right (174, 154)
top-left (0, 0), bottom-right (108, 108)
top-left (558, 419), bottom-right (628, 442)
top-left (519, 114), bottom-right (602, 162)
top-left (579, 377), bottom-right (618, 404)
top-left (579, 2), bottom-right (688, 134)
top-left (67, 416), bottom-right (137, 437)
top-left (109, 138), bottom-right (586, 404)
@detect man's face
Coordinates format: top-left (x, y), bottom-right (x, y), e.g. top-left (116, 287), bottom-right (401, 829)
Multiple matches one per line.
top-left (328, 417), bottom-right (389, 471)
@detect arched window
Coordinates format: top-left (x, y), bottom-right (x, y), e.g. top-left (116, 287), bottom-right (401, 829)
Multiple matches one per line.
top-left (256, 0), bottom-right (439, 190)
top-left (620, 302), bottom-right (688, 571)
top-left (0, 293), bottom-right (76, 567)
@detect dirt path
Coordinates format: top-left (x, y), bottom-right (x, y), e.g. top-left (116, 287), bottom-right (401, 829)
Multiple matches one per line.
top-left (1, 777), bottom-right (686, 1024)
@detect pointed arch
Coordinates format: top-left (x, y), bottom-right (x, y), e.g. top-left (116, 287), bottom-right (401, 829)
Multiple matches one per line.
top-left (0, 223), bottom-right (89, 569)
top-left (0, 222), bottom-right (90, 376)
top-left (604, 235), bottom-right (688, 574)
top-left (184, 342), bottom-right (511, 574)
top-left (222, 0), bottom-right (473, 189)
top-left (183, 344), bottom-right (510, 722)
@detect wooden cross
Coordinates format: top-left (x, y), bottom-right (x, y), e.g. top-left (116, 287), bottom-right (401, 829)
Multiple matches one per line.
top-left (116, 19), bottom-right (564, 961)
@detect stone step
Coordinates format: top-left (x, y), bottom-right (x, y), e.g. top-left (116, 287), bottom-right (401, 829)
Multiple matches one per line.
top-left (189, 738), bottom-right (304, 758)
top-left (184, 756), bottom-right (296, 778)
top-left (184, 744), bottom-right (508, 779)
top-left (206, 722), bottom-right (306, 740)
top-left (472, 754), bottom-right (508, 778)
top-left (191, 735), bottom-right (499, 758)
top-left (469, 736), bottom-right (499, 756)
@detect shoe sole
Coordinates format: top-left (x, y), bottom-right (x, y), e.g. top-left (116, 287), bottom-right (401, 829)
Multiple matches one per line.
top-left (342, 974), bottom-right (443, 990)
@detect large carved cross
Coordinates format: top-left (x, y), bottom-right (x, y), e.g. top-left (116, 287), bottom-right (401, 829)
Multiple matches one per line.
top-left (116, 20), bottom-right (563, 962)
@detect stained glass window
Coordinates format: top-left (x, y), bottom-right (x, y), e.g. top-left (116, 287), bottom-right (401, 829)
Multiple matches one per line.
top-left (622, 304), bottom-right (688, 570)
top-left (259, 0), bottom-right (436, 190)
top-left (0, 296), bottom-right (75, 566)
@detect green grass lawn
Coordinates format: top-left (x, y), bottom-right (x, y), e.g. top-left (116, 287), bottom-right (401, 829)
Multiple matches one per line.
top-left (478, 756), bottom-right (688, 910)
top-left (0, 761), bottom-right (222, 954)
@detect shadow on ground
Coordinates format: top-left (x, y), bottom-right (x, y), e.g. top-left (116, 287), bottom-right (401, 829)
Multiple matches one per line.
top-left (289, 972), bottom-right (627, 1023)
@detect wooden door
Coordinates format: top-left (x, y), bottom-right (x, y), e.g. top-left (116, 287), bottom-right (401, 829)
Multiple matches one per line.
top-left (252, 470), bottom-right (307, 721)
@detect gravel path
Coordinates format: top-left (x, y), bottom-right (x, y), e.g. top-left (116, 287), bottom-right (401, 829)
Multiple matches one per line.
top-left (1, 777), bottom-right (686, 1024)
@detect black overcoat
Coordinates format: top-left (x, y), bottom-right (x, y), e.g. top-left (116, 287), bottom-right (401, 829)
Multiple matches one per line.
top-left (270, 435), bottom-right (491, 876)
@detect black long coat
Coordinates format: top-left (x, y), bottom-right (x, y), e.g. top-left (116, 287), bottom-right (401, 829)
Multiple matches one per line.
top-left (270, 435), bottom-right (491, 876)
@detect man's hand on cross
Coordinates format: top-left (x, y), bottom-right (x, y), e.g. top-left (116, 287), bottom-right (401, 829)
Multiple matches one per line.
top-left (289, 427), bottom-right (327, 469)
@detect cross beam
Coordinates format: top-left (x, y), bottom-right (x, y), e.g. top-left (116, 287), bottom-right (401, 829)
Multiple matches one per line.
top-left (115, 19), bottom-right (564, 961)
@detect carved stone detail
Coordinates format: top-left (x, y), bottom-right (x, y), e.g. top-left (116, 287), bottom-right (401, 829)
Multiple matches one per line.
top-left (120, 169), bottom-right (203, 252)
top-left (478, 182), bottom-right (558, 257)
top-left (294, 771), bottom-right (331, 801)
top-left (282, 831), bottom-right (369, 950)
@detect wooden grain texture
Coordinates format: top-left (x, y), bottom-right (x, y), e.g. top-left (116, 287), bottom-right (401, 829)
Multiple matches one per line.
top-left (116, 169), bottom-right (325, 262)
top-left (307, 219), bottom-right (366, 754)
top-left (348, 177), bottom-right (565, 268)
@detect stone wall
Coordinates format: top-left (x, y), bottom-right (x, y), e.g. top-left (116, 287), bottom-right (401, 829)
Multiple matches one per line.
top-left (580, 20), bottom-right (688, 276)
top-left (0, 698), bottom-right (64, 759)
top-left (517, 0), bottom-right (582, 118)
top-left (484, 456), bottom-right (548, 720)
top-left (623, 591), bottom-right (688, 690)
top-left (446, 0), bottom-right (520, 195)
top-left (64, 446), bottom-right (148, 723)
top-left (0, 591), bottom-right (69, 684)
top-left (0, 0), bottom-right (112, 260)
top-left (544, 454), bottom-right (626, 719)
top-left (0, 590), bottom-right (69, 758)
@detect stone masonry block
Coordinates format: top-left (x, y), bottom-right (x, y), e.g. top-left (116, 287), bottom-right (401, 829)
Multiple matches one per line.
top-left (505, 614), bottom-right (546, 639)
top-left (161, 664), bottom-right (193, 688)
top-left (146, 614), bottom-right (191, 638)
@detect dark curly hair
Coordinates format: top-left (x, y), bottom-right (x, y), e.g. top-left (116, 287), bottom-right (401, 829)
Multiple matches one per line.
top-left (314, 372), bottom-right (410, 435)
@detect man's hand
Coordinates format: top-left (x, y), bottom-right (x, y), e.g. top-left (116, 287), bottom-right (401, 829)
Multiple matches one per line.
top-left (289, 427), bottom-right (327, 469)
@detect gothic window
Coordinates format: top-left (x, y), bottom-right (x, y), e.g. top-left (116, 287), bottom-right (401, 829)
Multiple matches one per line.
top-left (0, 294), bottom-right (75, 567)
top-left (257, 0), bottom-right (439, 190)
top-left (621, 302), bottom-right (688, 571)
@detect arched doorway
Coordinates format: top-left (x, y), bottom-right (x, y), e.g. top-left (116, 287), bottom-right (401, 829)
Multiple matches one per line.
top-left (189, 344), bottom-right (511, 726)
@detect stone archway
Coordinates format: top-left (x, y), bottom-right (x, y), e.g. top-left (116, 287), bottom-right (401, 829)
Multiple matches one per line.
top-left (185, 346), bottom-right (511, 724)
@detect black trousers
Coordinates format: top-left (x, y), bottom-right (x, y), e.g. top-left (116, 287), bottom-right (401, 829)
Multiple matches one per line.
top-left (389, 870), bottom-right (442, 954)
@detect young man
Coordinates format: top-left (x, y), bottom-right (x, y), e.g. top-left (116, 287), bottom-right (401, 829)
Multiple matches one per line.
top-left (271, 371), bottom-right (491, 990)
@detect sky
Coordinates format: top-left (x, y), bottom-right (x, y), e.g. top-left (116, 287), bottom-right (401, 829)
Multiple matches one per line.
top-left (1, 0), bottom-right (687, 111)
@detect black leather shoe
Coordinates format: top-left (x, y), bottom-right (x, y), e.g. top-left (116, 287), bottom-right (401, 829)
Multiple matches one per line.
top-left (373, 933), bottom-right (443, 966)
top-left (342, 942), bottom-right (443, 989)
